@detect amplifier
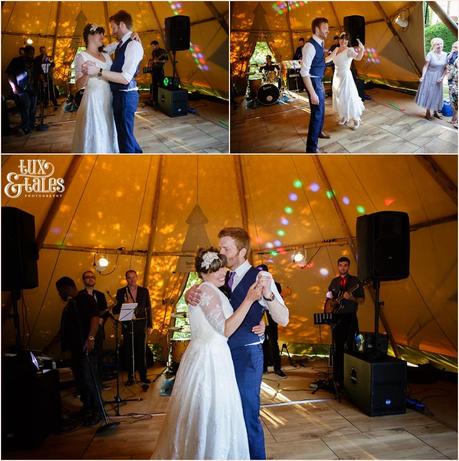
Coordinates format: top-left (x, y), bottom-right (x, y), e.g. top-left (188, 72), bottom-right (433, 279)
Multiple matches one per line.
top-left (158, 87), bottom-right (188, 117)
top-left (344, 352), bottom-right (406, 416)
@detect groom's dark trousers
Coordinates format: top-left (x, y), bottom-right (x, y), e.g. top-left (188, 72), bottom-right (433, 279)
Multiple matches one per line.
top-left (113, 91), bottom-right (142, 153)
top-left (306, 77), bottom-right (325, 153)
top-left (227, 266), bottom-right (266, 460)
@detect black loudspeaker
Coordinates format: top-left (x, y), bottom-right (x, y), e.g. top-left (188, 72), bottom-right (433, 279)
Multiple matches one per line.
top-left (165, 15), bottom-right (190, 51)
top-left (1, 207), bottom-right (39, 291)
top-left (356, 211), bottom-right (410, 281)
top-left (343, 15), bottom-right (365, 47)
top-left (344, 352), bottom-right (407, 416)
top-left (158, 87), bottom-right (188, 117)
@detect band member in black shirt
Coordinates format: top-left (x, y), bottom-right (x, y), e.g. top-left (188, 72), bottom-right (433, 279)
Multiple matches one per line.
top-left (114, 270), bottom-right (153, 385)
top-left (148, 40), bottom-right (168, 106)
top-left (325, 256), bottom-right (364, 386)
top-left (293, 37), bottom-right (305, 61)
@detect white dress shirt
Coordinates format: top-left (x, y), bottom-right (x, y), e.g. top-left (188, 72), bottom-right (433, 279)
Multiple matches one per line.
top-left (104, 31), bottom-right (144, 91)
top-left (300, 35), bottom-right (324, 78)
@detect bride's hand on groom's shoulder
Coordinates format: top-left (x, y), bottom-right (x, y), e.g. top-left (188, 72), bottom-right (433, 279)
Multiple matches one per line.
top-left (131, 32), bottom-right (141, 42)
top-left (185, 284), bottom-right (202, 306)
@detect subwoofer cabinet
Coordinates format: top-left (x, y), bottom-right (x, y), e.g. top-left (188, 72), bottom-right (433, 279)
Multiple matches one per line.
top-left (344, 352), bottom-right (407, 416)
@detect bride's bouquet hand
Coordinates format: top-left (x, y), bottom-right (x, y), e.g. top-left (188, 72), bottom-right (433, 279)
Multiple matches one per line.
top-left (356, 39), bottom-right (365, 50)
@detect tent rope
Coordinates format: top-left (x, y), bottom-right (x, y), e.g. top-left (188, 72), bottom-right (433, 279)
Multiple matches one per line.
top-left (30, 156), bottom-right (98, 345)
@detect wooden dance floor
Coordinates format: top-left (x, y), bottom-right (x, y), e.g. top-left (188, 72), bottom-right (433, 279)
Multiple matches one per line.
top-left (231, 88), bottom-right (458, 154)
top-left (2, 96), bottom-right (229, 154)
top-left (5, 361), bottom-right (457, 460)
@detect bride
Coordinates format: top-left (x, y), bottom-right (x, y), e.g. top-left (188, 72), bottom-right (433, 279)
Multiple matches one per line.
top-left (152, 248), bottom-right (262, 460)
top-left (71, 24), bottom-right (119, 153)
top-left (328, 33), bottom-right (365, 129)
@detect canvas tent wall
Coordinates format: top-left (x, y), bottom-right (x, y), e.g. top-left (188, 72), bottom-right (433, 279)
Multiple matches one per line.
top-left (1, 155), bottom-right (457, 367)
top-left (1, 1), bottom-right (229, 99)
top-left (231, 1), bottom-right (427, 92)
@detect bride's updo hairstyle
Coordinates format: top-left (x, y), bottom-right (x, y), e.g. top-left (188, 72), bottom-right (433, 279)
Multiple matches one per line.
top-left (195, 247), bottom-right (227, 275)
top-left (339, 32), bottom-right (349, 41)
top-left (83, 23), bottom-right (105, 47)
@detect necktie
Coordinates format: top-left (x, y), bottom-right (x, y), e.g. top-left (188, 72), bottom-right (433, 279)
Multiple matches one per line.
top-left (227, 271), bottom-right (235, 290)
top-left (115, 41), bottom-right (123, 56)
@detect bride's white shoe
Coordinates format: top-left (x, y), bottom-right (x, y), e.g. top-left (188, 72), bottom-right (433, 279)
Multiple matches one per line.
top-left (338, 117), bottom-right (347, 125)
top-left (352, 119), bottom-right (360, 130)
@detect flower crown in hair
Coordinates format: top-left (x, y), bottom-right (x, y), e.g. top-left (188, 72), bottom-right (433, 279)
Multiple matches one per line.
top-left (90, 24), bottom-right (100, 33)
top-left (201, 251), bottom-right (220, 270)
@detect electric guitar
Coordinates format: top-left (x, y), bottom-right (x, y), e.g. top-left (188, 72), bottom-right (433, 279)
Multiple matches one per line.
top-left (323, 281), bottom-right (367, 314)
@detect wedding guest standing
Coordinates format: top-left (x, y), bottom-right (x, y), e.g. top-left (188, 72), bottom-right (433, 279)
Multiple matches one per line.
top-left (415, 37), bottom-right (448, 120)
top-left (447, 41), bottom-right (458, 129)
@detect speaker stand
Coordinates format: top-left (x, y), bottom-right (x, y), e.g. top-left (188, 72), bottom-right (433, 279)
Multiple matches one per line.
top-left (371, 280), bottom-right (385, 359)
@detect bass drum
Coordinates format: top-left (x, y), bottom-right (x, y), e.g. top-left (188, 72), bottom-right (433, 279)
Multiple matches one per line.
top-left (257, 83), bottom-right (280, 105)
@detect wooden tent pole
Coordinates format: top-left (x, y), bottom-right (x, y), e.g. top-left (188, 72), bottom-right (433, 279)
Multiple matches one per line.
top-left (416, 156), bottom-right (457, 206)
top-left (36, 156), bottom-right (83, 249)
top-left (329, 2), bottom-right (342, 33)
top-left (149, 1), bottom-right (181, 82)
top-left (312, 155), bottom-right (400, 358)
top-left (285, 4), bottom-right (295, 59)
top-left (204, 2), bottom-right (228, 34)
top-left (233, 156), bottom-right (250, 232)
top-left (51, 1), bottom-right (62, 60)
top-left (143, 156), bottom-right (164, 287)
top-left (103, 2), bottom-right (111, 42)
top-left (374, 1), bottom-right (422, 76)
top-left (427, 1), bottom-right (458, 35)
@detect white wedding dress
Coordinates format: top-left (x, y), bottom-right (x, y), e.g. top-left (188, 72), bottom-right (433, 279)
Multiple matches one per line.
top-left (152, 282), bottom-right (250, 460)
top-left (71, 51), bottom-right (119, 153)
top-left (332, 47), bottom-right (365, 123)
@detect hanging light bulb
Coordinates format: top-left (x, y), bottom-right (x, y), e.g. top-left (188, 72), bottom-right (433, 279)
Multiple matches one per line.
top-left (292, 250), bottom-right (305, 263)
top-left (96, 255), bottom-right (109, 272)
top-left (26, 38), bottom-right (34, 45)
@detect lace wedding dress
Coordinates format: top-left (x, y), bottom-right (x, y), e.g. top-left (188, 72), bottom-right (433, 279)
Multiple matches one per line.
top-left (332, 47), bottom-right (365, 123)
top-left (71, 51), bottom-right (119, 153)
top-left (152, 282), bottom-right (250, 460)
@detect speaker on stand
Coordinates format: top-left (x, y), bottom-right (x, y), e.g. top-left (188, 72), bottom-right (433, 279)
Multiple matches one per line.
top-left (343, 15), bottom-right (365, 47)
top-left (160, 15), bottom-right (190, 117)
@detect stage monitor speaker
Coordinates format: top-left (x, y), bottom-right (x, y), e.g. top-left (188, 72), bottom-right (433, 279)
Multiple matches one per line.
top-left (1, 207), bottom-right (38, 291)
top-left (343, 15), bottom-right (365, 47)
top-left (357, 211), bottom-right (410, 281)
top-left (344, 352), bottom-right (407, 416)
top-left (158, 87), bottom-right (188, 117)
top-left (165, 15), bottom-right (190, 51)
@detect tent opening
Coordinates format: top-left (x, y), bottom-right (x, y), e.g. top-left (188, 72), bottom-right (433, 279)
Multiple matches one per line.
top-left (171, 272), bottom-right (197, 341)
top-left (249, 41), bottom-right (278, 78)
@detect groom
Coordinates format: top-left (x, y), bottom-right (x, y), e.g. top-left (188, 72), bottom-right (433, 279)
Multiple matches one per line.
top-left (84, 10), bottom-right (143, 153)
top-left (186, 227), bottom-right (289, 459)
top-left (300, 17), bottom-right (331, 153)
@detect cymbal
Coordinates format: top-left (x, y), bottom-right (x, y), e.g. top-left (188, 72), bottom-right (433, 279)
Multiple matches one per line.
top-left (171, 312), bottom-right (187, 318)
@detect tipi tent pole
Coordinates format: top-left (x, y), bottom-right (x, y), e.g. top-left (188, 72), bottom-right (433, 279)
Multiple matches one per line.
top-left (233, 156), bottom-right (250, 232)
top-left (205, 1), bottom-right (228, 34)
top-left (329, 2), bottom-right (342, 33)
top-left (416, 156), bottom-right (457, 206)
top-left (143, 156), bottom-right (164, 287)
top-left (374, 1), bottom-right (422, 76)
top-left (36, 155), bottom-right (83, 249)
top-left (427, 1), bottom-right (457, 35)
top-left (103, 2), bottom-right (112, 42)
top-left (51, 1), bottom-right (62, 60)
top-left (285, 4), bottom-right (295, 58)
top-left (312, 156), bottom-right (400, 357)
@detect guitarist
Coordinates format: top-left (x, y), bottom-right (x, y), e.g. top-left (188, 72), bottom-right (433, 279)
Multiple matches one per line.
top-left (325, 256), bottom-right (364, 387)
top-left (148, 40), bottom-right (168, 107)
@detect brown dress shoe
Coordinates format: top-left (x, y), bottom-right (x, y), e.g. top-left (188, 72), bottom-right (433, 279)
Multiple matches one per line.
top-left (318, 131), bottom-right (331, 139)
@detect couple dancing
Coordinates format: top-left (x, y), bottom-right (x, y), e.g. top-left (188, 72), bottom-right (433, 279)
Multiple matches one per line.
top-left (71, 10), bottom-right (143, 153)
top-left (153, 228), bottom-right (289, 460)
top-left (301, 17), bottom-right (365, 153)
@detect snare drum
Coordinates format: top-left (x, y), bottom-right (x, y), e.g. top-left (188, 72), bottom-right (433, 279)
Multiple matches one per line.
top-left (257, 83), bottom-right (280, 105)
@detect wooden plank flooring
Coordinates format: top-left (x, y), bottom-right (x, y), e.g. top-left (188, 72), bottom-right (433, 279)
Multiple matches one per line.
top-left (231, 88), bottom-right (458, 154)
top-left (4, 362), bottom-right (457, 460)
top-left (2, 96), bottom-right (229, 154)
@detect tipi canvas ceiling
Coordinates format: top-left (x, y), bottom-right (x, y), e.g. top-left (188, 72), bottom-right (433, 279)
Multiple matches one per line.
top-left (1, 155), bottom-right (457, 364)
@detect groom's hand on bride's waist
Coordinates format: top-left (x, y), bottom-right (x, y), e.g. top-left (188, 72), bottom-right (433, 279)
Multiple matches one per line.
top-left (185, 284), bottom-right (202, 306)
top-left (84, 61), bottom-right (99, 76)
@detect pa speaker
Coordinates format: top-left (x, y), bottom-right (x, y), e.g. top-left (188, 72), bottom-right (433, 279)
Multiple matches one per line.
top-left (343, 15), bottom-right (365, 47)
top-left (357, 211), bottom-right (410, 281)
top-left (344, 352), bottom-right (407, 416)
top-left (158, 87), bottom-right (188, 117)
top-left (1, 207), bottom-right (38, 291)
top-left (165, 15), bottom-right (190, 51)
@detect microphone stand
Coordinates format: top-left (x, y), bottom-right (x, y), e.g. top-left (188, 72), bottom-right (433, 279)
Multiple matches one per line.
top-left (103, 312), bottom-right (141, 416)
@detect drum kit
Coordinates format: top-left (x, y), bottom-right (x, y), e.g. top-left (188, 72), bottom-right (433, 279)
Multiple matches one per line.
top-left (247, 65), bottom-right (281, 105)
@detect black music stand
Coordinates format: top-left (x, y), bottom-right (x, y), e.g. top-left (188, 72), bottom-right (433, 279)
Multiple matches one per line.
top-left (104, 309), bottom-right (142, 416)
